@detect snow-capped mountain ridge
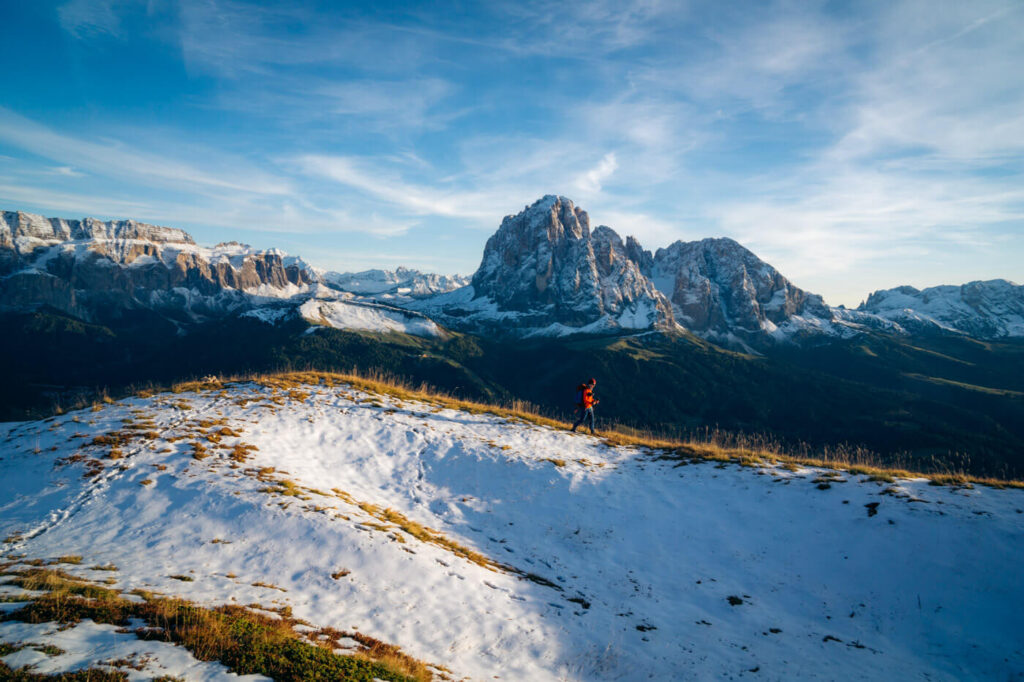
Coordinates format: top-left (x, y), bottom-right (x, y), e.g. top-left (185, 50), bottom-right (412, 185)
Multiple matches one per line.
top-left (440, 196), bottom-right (1021, 343)
top-left (2, 204), bottom-right (1020, 342)
top-left (0, 210), bottom-right (318, 323)
top-left (0, 210), bottom-right (463, 329)
top-left (1, 209), bottom-right (194, 247)
top-left (443, 196), bottom-right (837, 342)
top-left (852, 279), bottom-right (1024, 338)
top-left (318, 265), bottom-right (469, 298)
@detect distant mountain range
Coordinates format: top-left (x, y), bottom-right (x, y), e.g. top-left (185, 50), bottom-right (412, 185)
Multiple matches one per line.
top-left (3, 199), bottom-right (1021, 347)
top-left (3, 202), bottom-right (1024, 477)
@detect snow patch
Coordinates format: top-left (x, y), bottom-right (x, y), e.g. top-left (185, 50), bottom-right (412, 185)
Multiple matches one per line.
top-left (299, 299), bottom-right (441, 337)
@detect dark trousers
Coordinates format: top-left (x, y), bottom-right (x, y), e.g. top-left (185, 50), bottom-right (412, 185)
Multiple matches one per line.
top-left (572, 407), bottom-right (595, 433)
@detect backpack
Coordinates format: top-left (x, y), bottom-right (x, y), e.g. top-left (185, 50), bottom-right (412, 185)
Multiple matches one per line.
top-left (575, 384), bottom-right (586, 406)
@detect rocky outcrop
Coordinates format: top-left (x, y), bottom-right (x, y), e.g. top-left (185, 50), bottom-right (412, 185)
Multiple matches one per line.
top-left (463, 195), bottom-right (675, 333)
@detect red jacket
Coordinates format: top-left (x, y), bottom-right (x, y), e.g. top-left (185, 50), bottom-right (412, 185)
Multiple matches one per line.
top-left (578, 385), bottom-right (595, 408)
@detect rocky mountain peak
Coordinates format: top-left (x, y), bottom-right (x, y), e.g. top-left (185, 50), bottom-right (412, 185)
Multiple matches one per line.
top-left (649, 236), bottom-right (832, 341)
top-left (624, 235), bottom-right (652, 272)
top-left (471, 196), bottom-right (589, 294)
top-left (465, 196), bottom-right (674, 333)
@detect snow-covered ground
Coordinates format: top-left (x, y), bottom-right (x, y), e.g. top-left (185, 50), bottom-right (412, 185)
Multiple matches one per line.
top-left (299, 299), bottom-right (442, 337)
top-left (1, 380), bottom-right (1022, 680)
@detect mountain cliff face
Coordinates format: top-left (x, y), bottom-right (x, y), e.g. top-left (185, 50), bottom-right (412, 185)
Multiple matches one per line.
top-left (454, 195), bottom-right (674, 333)
top-left (854, 280), bottom-right (1024, 338)
top-left (644, 237), bottom-right (836, 343)
top-left (446, 196), bottom-right (835, 343)
top-left (0, 210), bottom-right (314, 323)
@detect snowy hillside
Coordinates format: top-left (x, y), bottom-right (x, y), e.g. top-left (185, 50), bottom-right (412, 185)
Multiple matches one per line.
top-left (2, 376), bottom-right (1021, 680)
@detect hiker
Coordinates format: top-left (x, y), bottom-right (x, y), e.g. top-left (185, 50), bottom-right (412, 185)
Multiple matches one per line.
top-left (571, 378), bottom-right (599, 434)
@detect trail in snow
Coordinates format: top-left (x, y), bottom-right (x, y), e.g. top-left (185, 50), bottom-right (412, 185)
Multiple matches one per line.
top-left (2, 393), bottom-right (233, 551)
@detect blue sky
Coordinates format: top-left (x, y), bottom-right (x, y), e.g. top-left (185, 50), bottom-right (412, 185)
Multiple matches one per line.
top-left (1, 0), bottom-right (1021, 306)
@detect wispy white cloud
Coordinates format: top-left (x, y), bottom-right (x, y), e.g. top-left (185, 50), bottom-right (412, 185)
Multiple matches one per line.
top-left (829, 3), bottom-right (1024, 164)
top-left (574, 153), bottom-right (618, 194)
top-left (632, 6), bottom-right (853, 116)
top-left (49, 166), bottom-right (85, 177)
top-left (174, 0), bottom-right (429, 78)
top-left (486, 0), bottom-right (685, 56)
top-left (0, 173), bottom-right (414, 238)
top-left (294, 154), bottom-right (507, 220)
top-left (315, 77), bottom-right (468, 133)
top-left (57, 0), bottom-right (124, 39)
top-left (712, 164), bottom-right (1024, 303)
top-left (19, 0), bottom-right (1024, 289)
top-left (0, 108), bottom-right (291, 196)
top-left (0, 180), bottom-right (161, 218)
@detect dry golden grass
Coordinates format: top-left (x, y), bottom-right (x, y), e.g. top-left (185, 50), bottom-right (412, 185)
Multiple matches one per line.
top-left (1, 567), bottom-right (430, 682)
top-left (172, 378), bottom-right (223, 394)
top-left (251, 581), bottom-right (287, 592)
top-left (196, 418), bottom-right (227, 429)
top-left (191, 442), bottom-right (209, 460)
top-left (227, 442), bottom-right (258, 463)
